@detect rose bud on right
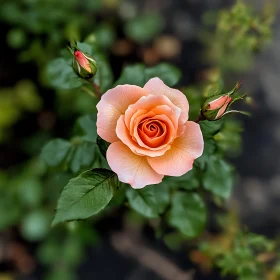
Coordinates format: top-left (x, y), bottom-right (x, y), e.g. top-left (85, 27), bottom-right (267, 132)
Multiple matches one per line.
top-left (201, 82), bottom-right (248, 121)
top-left (201, 94), bottom-right (232, 120)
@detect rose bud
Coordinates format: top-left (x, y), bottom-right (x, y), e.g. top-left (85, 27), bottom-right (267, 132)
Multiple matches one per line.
top-left (72, 49), bottom-right (98, 79)
top-left (201, 94), bottom-right (232, 120)
top-left (201, 82), bottom-right (244, 121)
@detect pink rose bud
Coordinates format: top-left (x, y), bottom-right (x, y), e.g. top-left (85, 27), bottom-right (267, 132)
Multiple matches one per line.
top-left (72, 49), bottom-right (98, 79)
top-left (201, 82), bottom-right (243, 121)
top-left (202, 94), bottom-right (232, 120)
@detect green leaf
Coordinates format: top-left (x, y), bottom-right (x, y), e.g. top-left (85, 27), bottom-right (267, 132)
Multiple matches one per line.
top-left (145, 63), bottom-right (181, 86)
top-left (183, 87), bottom-right (204, 121)
top-left (166, 168), bottom-right (200, 190)
top-left (68, 142), bottom-right (96, 173)
top-left (74, 114), bottom-right (97, 142)
top-left (164, 232), bottom-right (185, 250)
top-left (199, 119), bottom-right (224, 138)
top-left (169, 192), bottom-right (206, 238)
top-left (93, 53), bottom-right (113, 93)
top-left (21, 210), bottom-right (51, 241)
top-left (202, 157), bottom-right (234, 199)
top-left (0, 193), bottom-right (21, 230)
top-left (40, 139), bottom-right (71, 167)
top-left (195, 139), bottom-right (216, 170)
top-left (115, 63), bottom-right (181, 87)
top-left (52, 169), bottom-right (120, 226)
top-left (96, 135), bottom-right (110, 158)
top-left (76, 42), bottom-right (93, 55)
top-left (17, 177), bottom-right (43, 207)
top-left (94, 23), bottom-right (116, 49)
top-left (124, 13), bottom-right (164, 43)
top-left (126, 184), bottom-right (170, 218)
top-left (46, 58), bottom-right (83, 90)
top-left (115, 64), bottom-right (145, 86)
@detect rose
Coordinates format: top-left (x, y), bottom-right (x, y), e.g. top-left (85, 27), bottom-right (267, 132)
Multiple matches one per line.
top-left (97, 78), bottom-right (204, 188)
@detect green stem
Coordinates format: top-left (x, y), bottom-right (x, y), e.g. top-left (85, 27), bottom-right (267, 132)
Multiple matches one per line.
top-left (82, 86), bottom-right (96, 98)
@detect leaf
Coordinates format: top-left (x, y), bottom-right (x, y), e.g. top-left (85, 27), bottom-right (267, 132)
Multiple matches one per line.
top-left (165, 168), bottom-right (200, 190)
top-left (183, 87), bottom-right (204, 121)
top-left (126, 184), bottom-right (170, 218)
top-left (124, 13), bottom-right (164, 43)
top-left (17, 177), bottom-right (43, 207)
top-left (93, 53), bottom-right (113, 93)
top-left (115, 64), bottom-right (145, 87)
top-left (94, 23), bottom-right (116, 49)
top-left (76, 42), bottom-right (93, 55)
top-left (68, 142), bottom-right (96, 174)
top-left (74, 114), bottom-right (97, 142)
top-left (145, 63), bottom-right (181, 86)
top-left (169, 192), bottom-right (206, 238)
top-left (46, 58), bottom-right (83, 90)
top-left (40, 139), bottom-right (71, 167)
top-left (164, 232), bottom-right (185, 250)
top-left (195, 139), bottom-right (216, 170)
top-left (0, 192), bottom-right (21, 230)
top-left (21, 210), bottom-right (51, 241)
top-left (52, 169), bottom-right (120, 226)
top-left (115, 63), bottom-right (181, 87)
top-left (199, 119), bottom-right (224, 138)
top-left (202, 157), bottom-right (234, 199)
top-left (96, 135), bottom-right (110, 158)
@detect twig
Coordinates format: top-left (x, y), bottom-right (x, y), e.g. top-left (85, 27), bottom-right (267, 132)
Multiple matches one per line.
top-left (92, 82), bottom-right (102, 99)
top-left (82, 86), bottom-right (96, 98)
top-left (195, 113), bottom-right (205, 123)
top-left (111, 229), bottom-right (194, 280)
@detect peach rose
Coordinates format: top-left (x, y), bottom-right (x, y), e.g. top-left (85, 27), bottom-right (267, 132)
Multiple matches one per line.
top-left (96, 78), bottom-right (204, 188)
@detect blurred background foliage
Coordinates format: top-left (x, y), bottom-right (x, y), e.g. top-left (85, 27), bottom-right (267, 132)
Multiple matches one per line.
top-left (0, 0), bottom-right (278, 279)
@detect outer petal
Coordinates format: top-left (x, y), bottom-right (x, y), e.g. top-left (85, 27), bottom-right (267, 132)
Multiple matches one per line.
top-left (147, 121), bottom-right (204, 176)
top-left (208, 95), bottom-right (230, 110)
top-left (97, 85), bottom-right (148, 143)
top-left (144, 78), bottom-right (189, 123)
top-left (107, 141), bottom-right (163, 189)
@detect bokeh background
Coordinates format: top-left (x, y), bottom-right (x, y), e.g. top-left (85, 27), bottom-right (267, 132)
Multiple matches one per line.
top-left (0, 0), bottom-right (279, 279)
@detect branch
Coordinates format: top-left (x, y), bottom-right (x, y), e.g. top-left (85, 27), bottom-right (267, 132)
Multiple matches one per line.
top-left (111, 229), bottom-right (194, 280)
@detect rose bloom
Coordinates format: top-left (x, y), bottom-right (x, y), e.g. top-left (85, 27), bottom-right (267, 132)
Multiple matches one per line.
top-left (97, 78), bottom-right (204, 188)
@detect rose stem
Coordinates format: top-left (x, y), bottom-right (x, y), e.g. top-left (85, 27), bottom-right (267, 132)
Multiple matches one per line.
top-left (92, 82), bottom-right (102, 99)
top-left (82, 86), bottom-right (96, 98)
top-left (195, 113), bottom-right (205, 123)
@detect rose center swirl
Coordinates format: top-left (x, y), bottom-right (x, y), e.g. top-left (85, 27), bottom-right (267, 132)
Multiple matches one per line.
top-left (137, 118), bottom-right (167, 148)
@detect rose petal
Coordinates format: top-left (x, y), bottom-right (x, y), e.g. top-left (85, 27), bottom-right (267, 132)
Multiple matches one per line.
top-left (147, 121), bottom-right (204, 176)
top-left (208, 95), bottom-right (231, 110)
top-left (97, 85), bottom-right (148, 143)
top-left (107, 141), bottom-right (163, 189)
top-left (144, 78), bottom-right (189, 123)
top-left (116, 115), bottom-right (171, 157)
